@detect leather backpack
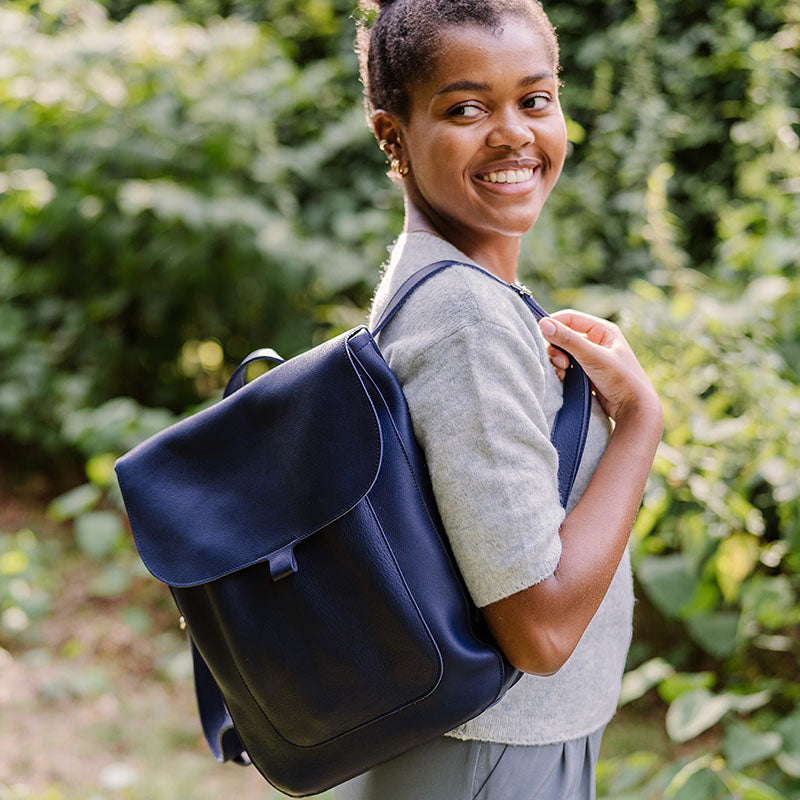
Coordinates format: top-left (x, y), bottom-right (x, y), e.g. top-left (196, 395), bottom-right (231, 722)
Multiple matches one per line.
top-left (115, 260), bottom-right (591, 797)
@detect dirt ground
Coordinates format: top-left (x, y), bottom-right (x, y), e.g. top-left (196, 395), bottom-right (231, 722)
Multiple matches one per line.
top-left (0, 588), bottom-right (299, 800)
top-left (0, 486), bottom-right (310, 800)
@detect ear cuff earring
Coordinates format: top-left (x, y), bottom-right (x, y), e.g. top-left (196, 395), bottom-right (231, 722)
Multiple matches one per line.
top-left (379, 139), bottom-right (410, 178)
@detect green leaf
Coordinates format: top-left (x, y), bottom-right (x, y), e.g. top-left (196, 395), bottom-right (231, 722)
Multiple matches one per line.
top-left (89, 564), bottom-right (132, 597)
top-left (619, 657), bottom-right (675, 705)
top-left (664, 756), bottom-right (726, 800)
top-left (775, 711), bottom-right (800, 778)
top-left (723, 721), bottom-right (782, 770)
top-left (726, 690), bottom-right (771, 713)
top-left (604, 751), bottom-right (661, 795)
top-left (742, 576), bottom-right (798, 630)
top-left (47, 484), bottom-right (102, 521)
top-left (86, 453), bottom-right (118, 487)
top-left (724, 775), bottom-right (789, 800)
top-left (74, 511), bottom-right (125, 560)
top-left (658, 671), bottom-right (716, 704)
top-left (685, 611), bottom-right (740, 659)
top-left (715, 534), bottom-right (759, 603)
top-left (636, 554), bottom-right (697, 618)
top-left (723, 770), bottom-right (789, 799)
top-left (666, 690), bottom-right (731, 743)
top-left (775, 751), bottom-right (800, 779)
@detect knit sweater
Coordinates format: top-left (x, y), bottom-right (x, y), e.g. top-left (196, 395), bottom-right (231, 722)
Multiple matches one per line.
top-left (368, 232), bottom-right (634, 745)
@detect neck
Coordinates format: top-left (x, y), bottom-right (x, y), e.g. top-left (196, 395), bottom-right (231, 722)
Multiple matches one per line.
top-left (403, 198), bottom-right (521, 285)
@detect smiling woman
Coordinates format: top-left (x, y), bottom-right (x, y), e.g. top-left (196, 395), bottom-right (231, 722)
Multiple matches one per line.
top-left (338, 1), bottom-right (664, 798)
top-left (363, 2), bottom-right (566, 282)
top-left (383, 22), bottom-right (567, 281)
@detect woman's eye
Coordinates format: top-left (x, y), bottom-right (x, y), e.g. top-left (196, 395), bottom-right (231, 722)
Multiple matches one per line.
top-left (450, 104), bottom-right (483, 118)
top-left (524, 94), bottom-right (550, 111)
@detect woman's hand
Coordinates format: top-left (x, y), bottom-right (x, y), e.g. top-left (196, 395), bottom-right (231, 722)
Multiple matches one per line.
top-left (539, 310), bottom-right (662, 428)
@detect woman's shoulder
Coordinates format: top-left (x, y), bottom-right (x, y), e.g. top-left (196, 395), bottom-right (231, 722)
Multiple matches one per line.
top-left (370, 232), bottom-right (542, 345)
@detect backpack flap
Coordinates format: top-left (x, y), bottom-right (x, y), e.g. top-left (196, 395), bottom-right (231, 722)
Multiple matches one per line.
top-left (115, 328), bottom-right (383, 587)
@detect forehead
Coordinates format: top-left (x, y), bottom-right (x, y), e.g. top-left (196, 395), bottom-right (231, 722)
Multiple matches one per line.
top-left (418, 19), bottom-right (555, 96)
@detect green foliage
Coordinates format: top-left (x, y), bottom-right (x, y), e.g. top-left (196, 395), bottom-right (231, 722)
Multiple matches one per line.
top-left (1, 0), bottom-right (799, 796)
top-left (0, 527), bottom-right (58, 640)
top-left (579, 275), bottom-right (800, 797)
top-left (0, 0), bottom-right (393, 460)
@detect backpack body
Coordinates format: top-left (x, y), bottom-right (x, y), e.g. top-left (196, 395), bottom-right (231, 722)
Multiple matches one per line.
top-left (117, 326), bottom-right (520, 796)
top-left (115, 261), bottom-right (590, 797)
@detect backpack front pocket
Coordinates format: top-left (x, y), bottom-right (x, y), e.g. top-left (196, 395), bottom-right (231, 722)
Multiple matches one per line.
top-left (187, 497), bottom-right (443, 748)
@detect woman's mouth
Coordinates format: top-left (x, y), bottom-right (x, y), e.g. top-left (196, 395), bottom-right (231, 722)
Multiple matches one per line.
top-left (476, 167), bottom-right (536, 185)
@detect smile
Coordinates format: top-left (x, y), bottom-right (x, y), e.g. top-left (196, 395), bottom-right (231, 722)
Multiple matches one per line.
top-left (476, 168), bottom-right (536, 184)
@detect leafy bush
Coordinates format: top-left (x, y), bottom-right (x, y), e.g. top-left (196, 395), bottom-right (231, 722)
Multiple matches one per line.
top-left (567, 276), bottom-right (800, 798)
top-left (2, 0), bottom-right (797, 461)
top-left (0, 0), bottom-right (395, 460)
top-left (1, 0), bottom-right (799, 796)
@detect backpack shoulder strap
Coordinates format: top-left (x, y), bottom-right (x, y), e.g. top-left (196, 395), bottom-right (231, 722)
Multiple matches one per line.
top-left (372, 259), bottom-right (592, 509)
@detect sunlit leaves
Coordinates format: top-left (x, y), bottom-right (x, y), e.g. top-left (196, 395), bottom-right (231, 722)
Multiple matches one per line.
top-left (666, 690), bottom-right (733, 743)
top-left (775, 711), bottom-right (800, 779)
top-left (47, 484), bottom-right (102, 521)
top-left (619, 657), bottom-right (676, 705)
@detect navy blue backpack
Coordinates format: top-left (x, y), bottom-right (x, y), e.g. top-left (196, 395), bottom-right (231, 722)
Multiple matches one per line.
top-left (115, 260), bottom-right (591, 797)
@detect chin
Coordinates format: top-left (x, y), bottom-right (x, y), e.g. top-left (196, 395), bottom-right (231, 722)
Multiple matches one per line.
top-left (487, 211), bottom-right (543, 237)
top-left (472, 198), bottom-right (547, 237)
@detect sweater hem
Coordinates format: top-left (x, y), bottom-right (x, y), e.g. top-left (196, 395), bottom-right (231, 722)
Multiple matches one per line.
top-left (442, 707), bottom-right (617, 747)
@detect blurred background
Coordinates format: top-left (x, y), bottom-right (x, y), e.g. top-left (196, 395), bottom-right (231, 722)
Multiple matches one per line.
top-left (0, 0), bottom-right (798, 797)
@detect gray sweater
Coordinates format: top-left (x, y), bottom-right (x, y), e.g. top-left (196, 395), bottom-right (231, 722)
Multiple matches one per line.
top-left (369, 232), bottom-right (634, 745)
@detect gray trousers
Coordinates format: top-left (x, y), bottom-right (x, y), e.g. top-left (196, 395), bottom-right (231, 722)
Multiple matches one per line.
top-left (335, 727), bottom-right (604, 800)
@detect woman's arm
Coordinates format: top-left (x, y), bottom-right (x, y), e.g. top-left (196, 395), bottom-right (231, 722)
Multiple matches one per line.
top-left (481, 310), bottom-right (664, 676)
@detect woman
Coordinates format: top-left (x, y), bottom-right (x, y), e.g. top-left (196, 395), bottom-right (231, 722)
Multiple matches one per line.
top-left (339, 0), bottom-right (663, 797)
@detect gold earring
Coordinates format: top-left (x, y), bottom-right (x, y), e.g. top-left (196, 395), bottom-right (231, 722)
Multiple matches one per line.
top-left (391, 159), bottom-right (409, 177)
top-left (379, 139), bottom-right (390, 154)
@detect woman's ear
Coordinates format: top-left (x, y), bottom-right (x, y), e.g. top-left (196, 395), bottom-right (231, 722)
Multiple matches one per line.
top-left (372, 110), bottom-right (410, 179)
top-left (372, 110), bottom-right (403, 159)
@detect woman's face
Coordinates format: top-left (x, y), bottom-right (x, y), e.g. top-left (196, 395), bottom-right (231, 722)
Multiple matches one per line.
top-left (397, 18), bottom-right (567, 242)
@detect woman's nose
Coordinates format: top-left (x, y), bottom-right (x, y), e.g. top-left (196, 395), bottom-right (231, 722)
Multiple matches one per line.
top-left (485, 111), bottom-right (535, 150)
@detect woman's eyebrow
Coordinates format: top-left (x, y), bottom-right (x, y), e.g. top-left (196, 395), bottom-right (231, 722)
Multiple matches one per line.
top-left (519, 71), bottom-right (554, 87)
top-left (435, 72), bottom-right (554, 96)
top-left (435, 80), bottom-right (491, 96)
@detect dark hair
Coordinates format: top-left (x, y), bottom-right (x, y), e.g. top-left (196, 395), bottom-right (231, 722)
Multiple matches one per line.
top-left (355, 0), bottom-right (559, 122)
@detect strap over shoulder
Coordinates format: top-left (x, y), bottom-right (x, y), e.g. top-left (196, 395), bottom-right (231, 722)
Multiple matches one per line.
top-left (373, 260), bottom-right (592, 508)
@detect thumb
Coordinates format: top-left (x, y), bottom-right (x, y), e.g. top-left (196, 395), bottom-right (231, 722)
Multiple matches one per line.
top-left (538, 317), bottom-right (599, 364)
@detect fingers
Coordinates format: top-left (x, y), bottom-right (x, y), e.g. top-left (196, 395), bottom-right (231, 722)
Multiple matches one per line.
top-left (547, 344), bottom-right (570, 372)
top-left (539, 316), bottom-right (606, 362)
top-left (547, 343), bottom-right (567, 382)
top-left (539, 311), bottom-right (661, 425)
top-left (548, 310), bottom-right (619, 346)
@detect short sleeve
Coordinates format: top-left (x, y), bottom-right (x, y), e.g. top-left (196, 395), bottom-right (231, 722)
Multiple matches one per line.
top-left (392, 318), bottom-right (565, 608)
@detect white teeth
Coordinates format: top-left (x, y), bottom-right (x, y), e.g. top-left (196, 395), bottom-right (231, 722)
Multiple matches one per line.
top-left (479, 168), bottom-right (535, 185)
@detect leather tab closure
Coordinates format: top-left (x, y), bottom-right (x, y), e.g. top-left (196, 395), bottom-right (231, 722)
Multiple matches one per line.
top-left (268, 543), bottom-right (298, 581)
